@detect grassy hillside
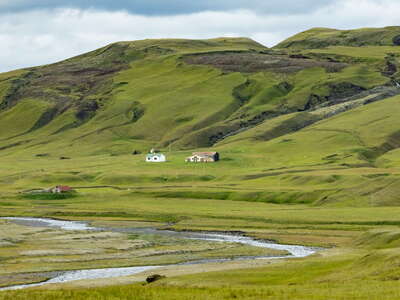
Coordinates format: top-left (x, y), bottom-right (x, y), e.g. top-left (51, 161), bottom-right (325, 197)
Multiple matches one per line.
top-left (276, 26), bottom-right (400, 49)
top-left (3, 29), bottom-right (400, 299)
top-left (0, 32), bottom-right (399, 206)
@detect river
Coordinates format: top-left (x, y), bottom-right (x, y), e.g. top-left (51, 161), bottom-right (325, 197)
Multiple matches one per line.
top-left (0, 217), bottom-right (318, 291)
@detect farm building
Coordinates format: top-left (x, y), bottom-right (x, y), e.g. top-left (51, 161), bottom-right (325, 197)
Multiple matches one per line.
top-left (51, 185), bottom-right (72, 194)
top-left (146, 149), bottom-right (166, 162)
top-left (186, 152), bottom-right (219, 163)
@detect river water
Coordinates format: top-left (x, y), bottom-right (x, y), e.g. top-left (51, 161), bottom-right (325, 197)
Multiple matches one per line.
top-left (0, 217), bottom-right (318, 291)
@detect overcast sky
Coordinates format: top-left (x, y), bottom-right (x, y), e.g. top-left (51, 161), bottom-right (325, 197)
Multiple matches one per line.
top-left (0, 0), bottom-right (399, 72)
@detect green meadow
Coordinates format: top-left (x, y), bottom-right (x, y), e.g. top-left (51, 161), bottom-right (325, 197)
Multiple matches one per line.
top-left (1, 27), bottom-right (400, 299)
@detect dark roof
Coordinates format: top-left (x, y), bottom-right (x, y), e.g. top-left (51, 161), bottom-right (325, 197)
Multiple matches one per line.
top-left (192, 152), bottom-right (218, 156)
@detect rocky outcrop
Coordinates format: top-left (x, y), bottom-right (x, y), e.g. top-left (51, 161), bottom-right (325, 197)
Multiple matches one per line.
top-left (146, 274), bottom-right (166, 284)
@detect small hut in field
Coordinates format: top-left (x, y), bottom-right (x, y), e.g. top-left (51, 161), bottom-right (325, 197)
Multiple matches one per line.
top-left (186, 152), bottom-right (219, 163)
top-left (51, 185), bottom-right (73, 194)
top-left (145, 149), bottom-right (166, 162)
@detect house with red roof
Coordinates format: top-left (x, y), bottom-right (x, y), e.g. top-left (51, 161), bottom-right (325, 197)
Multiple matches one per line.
top-left (51, 185), bottom-right (73, 194)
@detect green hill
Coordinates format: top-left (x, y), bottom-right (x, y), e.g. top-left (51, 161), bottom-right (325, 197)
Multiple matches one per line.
top-left (276, 26), bottom-right (400, 49)
top-left (1, 30), bottom-right (400, 206)
top-left (4, 28), bottom-right (400, 300)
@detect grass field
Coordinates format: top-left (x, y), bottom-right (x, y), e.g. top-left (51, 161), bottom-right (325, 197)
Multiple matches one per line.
top-left (1, 198), bottom-right (400, 299)
top-left (2, 185), bottom-right (400, 299)
top-left (1, 28), bottom-right (400, 299)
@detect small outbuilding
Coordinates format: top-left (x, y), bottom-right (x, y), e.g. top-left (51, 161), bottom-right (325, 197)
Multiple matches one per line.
top-left (186, 152), bottom-right (219, 163)
top-left (146, 149), bottom-right (166, 162)
top-left (51, 185), bottom-right (72, 194)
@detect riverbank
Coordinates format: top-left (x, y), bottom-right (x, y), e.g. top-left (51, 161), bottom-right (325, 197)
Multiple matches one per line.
top-left (0, 217), bottom-right (317, 290)
top-left (1, 196), bottom-right (400, 298)
top-left (2, 245), bottom-right (400, 300)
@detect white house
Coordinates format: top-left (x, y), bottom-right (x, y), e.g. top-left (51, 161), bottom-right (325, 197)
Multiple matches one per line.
top-left (145, 149), bottom-right (166, 162)
top-left (186, 152), bottom-right (219, 163)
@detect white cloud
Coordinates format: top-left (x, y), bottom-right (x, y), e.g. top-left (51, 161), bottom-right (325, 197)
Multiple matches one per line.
top-left (0, 0), bottom-right (399, 72)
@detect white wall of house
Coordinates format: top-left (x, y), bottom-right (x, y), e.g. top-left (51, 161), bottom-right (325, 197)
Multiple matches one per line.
top-left (186, 155), bottom-right (215, 162)
top-left (187, 155), bottom-right (202, 162)
top-left (51, 187), bottom-right (61, 194)
top-left (146, 154), bottom-right (166, 162)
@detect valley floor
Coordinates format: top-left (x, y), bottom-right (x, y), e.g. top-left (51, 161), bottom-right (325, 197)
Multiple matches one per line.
top-left (1, 191), bottom-right (400, 299)
top-left (1, 154), bottom-right (400, 299)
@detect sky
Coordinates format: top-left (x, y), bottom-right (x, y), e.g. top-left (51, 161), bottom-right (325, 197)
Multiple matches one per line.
top-left (0, 0), bottom-right (399, 72)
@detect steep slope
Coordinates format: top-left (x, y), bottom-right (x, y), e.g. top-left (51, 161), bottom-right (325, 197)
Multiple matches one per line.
top-left (0, 38), bottom-right (269, 155)
top-left (11, 40), bottom-right (400, 154)
top-left (0, 34), bottom-right (396, 156)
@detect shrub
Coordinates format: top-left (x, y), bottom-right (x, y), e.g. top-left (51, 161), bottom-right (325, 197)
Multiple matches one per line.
top-left (22, 192), bottom-right (77, 200)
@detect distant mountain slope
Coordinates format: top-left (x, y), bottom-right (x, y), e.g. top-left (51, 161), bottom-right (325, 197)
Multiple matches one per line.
top-left (0, 31), bottom-right (398, 159)
top-left (2, 29), bottom-right (400, 206)
top-left (276, 26), bottom-right (400, 49)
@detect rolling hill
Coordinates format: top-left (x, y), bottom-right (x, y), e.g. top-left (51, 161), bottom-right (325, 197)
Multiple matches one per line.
top-left (1, 27), bottom-right (400, 206)
top-left (276, 26), bottom-right (400, 49)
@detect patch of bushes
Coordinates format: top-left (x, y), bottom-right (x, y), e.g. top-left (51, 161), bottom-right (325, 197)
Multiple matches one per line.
top-left (29, 106), bottom-right (60, 132)
top-left (76, 100), bottom-right (99, 121)
top-left (22, 192), bottom-right (77, 200)
top-left (154, 191), bottom-right (232, 200)
top-left (184, 51), bottom-right (346, 74)
top-left (175, 116), bottom-right (194, 123)
top-left (393, 35), bottom-right (400, 46)
top-left (147, 190), bottom-right (317, 204)
top-left (99, 174), bottom-right (216, 185)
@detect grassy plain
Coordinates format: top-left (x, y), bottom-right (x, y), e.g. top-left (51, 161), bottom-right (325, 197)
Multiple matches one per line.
top-left (1, 152), bottom-right (400, 299)
top-left (0, 121), bottom-right (400, 298)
